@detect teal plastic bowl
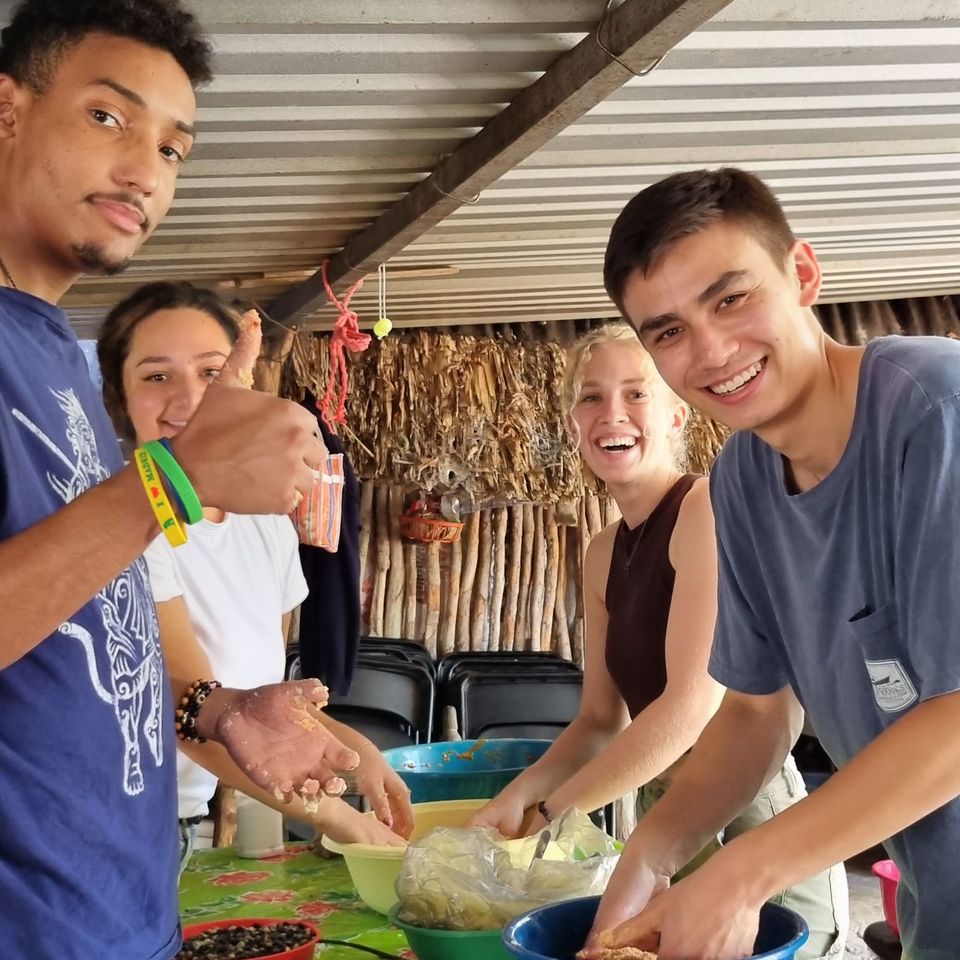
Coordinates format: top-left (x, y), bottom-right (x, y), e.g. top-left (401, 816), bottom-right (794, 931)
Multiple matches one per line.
top-left (503, 896), bottom-right (809, 960)
top-left (390, 905), bottom-right (513, 960)
top-left (384, 739), bottom-right (551, 803)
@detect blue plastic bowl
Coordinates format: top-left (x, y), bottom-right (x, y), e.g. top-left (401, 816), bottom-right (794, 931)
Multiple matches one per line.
top-left (502, 895), bottom-right (809, 960)
top-left (383, 739), bottom-right (551, 803)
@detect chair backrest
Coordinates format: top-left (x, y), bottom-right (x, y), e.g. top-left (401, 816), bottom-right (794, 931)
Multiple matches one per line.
top-left (321, 707), bottom-right (418, 750)
top-left (436, 651), bottom-right (573, 687)
top-left (360, 637), bottom-right (436, 676)
top-left (285, 644), bottom-right (303, 681)
top-left (459, 671), bottom-right (582, 741)
top-left (327, 659), bottom-right (435, 747)
top-left (437, 656), bottom-right (581, 737)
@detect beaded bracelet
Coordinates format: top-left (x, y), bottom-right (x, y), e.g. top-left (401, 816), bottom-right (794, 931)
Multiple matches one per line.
top-left (133, 446), bottom-right (188, 547)
top-left (175, 679), bottom-right (223, 743)
top-left (145, 439), bottom-right (204, 525)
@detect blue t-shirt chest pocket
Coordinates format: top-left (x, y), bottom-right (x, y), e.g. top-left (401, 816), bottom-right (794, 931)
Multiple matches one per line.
top-left (849, 603), bottom-right (919, 716)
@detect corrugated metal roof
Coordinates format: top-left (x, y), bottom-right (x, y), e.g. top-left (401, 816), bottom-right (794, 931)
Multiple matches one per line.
top-left (14, 0), bottom-right (957, 332)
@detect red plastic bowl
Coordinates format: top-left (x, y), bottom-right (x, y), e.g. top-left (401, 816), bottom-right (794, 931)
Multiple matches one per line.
top-left (871, 859), bottom-right (901, 937)
top-left (180, 917), bottom-right (321, 960)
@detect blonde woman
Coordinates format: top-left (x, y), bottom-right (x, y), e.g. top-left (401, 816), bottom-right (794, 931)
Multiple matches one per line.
top-left (469, 324), bottom-right (846, 958)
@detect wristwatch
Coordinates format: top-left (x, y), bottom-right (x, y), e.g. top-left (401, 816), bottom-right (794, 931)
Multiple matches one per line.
top-left (537, 800), bottom-right (553, 823)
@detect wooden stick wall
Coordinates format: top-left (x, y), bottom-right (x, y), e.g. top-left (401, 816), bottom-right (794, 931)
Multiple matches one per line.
top-left (282, 323), bottom-right (731, 658)
top-left (359, 486), bottom-right (620, 664)
top-left (357, 485), bottom-right (637, 838)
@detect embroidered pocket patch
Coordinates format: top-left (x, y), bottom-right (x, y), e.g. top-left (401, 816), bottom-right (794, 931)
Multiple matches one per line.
top-left (864, 658), bottom-right (918, 713)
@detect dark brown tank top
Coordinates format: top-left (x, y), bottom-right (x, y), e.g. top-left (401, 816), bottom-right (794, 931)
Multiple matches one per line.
top-left (604, 474), bottom-right (700, 719)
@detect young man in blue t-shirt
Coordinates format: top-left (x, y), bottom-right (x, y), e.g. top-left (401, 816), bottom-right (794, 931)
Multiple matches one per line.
top-left (588, 168), bottom-right (960, 960)
top-left (0, 3), bottom-right (362, 957)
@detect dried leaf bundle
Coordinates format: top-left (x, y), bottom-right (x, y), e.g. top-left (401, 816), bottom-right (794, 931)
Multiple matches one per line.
top-left (286, 330), bottom-right (582, 503)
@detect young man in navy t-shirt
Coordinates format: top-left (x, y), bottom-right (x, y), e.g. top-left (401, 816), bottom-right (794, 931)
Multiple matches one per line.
top-left (0, 3), bottom-right (360, 957)
top-left (589, 168), bottom-right (960, 960)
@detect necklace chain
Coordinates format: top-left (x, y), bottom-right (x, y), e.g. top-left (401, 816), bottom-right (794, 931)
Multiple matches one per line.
top-left (0, 253), bottom-right (17, 290)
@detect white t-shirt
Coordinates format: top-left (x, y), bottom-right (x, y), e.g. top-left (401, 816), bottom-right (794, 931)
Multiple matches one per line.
top-left (145, 513), bottom-right (309, 818)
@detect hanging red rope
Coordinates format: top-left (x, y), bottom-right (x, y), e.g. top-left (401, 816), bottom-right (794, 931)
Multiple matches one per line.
top-left (318, 259), bottom-right (372, 426)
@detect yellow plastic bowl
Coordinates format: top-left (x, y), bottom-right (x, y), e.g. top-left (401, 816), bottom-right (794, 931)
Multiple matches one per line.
top-left (321, 798), bottom-right (488, 914)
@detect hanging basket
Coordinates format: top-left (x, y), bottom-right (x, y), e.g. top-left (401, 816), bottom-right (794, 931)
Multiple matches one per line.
top-left (400, 514), bottom-right (464, 544)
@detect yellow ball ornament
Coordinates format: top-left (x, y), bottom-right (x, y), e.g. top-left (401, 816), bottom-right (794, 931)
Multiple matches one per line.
top-left (373, 316), bottom-right (393, 340)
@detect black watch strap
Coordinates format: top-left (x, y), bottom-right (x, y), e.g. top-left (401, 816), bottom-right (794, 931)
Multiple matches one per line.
top-left (537, 800), bottom-right (553, 823)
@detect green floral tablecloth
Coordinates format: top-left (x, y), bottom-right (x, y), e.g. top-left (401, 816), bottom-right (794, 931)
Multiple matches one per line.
top-left (179, 843), bottom-right (414, 959)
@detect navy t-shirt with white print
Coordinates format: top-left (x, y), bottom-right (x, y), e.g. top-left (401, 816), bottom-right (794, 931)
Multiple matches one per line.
top-left (0, 288), bottom-right (180, 959)
top-left (709, 334), bottom-right (960, 960)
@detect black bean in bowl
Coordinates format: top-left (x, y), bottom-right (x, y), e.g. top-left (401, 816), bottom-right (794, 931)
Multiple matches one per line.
top-left (175, 920), bottom-right (315, 959)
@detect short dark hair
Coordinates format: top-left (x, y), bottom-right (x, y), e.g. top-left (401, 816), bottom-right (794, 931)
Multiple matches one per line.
top-left (604, 168), bottom-right (796, 315)
top-left (0, 0), bottom-right (213, 92)
top-left (98, 281), bottom-right (239, 441)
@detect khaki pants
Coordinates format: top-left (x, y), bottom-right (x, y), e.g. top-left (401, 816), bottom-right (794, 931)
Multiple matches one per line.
top-left (637, 754), bottom-right (848, 960)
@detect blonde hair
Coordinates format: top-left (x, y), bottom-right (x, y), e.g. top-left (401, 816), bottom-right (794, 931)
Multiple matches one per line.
top-left (562, 322), bottom-right (689, 467)
top-left (562, 322), bottom-right (642, 416)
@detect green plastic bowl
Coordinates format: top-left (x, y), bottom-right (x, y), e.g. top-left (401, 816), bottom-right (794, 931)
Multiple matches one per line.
top-left (389, 905), bottom-right (513, 960)
top-left (320, 798), bottom-right (488, 914)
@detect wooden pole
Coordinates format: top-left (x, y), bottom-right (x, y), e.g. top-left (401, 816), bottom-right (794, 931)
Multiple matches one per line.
top-left (402, 540), bottom-right (418, 639)
top-left (211, 785), bottom-right (237, 849)
top-left (614, 792), bottom-right (638, 843)
top-left (540, 505), bottom-right (559, 653)
top-left (501, 507), bottom-right (523, 652)
top-left (471, 510), bottom-right (493, 651)
top-left (585, 492), bottom-right (603, 538)
top-left (488, 508), bottom-right (509, 653)
top-left (358, 482), bottom-right (375, 635)
top-left (423, 542), bottom-right (441, 658)
top-left (369, 485), bottom-right (390, 636)
top-left (573, 499), bottom-right (587, 667)
top-left (529, 505), bottom-right (546, 652)
top-left (285, 603), bottom-right (301, 649)
top-left (553, 525), bottom-right (572, 660)
top-left (455, 512), bottom-right (480, 652)
top-left (438, 536), bottom-right (461, 656)
top-left (383, 486), bottom-right (404, 637)
top-left (516, 504), bottom-right (535, 651)
top-left (578, 495), bottom-right (590, 569)
top-left (580, 493), bottom-right (593, 566)
top-left (572, 619), bottom-right (585, 669)
top-left (566, 527), bottom-right (580, 650)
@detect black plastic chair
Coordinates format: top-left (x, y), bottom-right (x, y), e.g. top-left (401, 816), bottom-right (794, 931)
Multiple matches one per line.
top-left (359, 637), bottom-right (436, 677)
top-left (437, 651), bottom-right (574, 688)
top-left (458, 670), bottom-right (582, 741)
top-left (285, 643), bottom-right (303, 681)
top-left (440, 655), bottom-right (579, 704)
top-left (436, 654), bottom-right (581, 741)
top-left (326, 658), bottom-right (435, 748)
top-left (451, 668), bottom-right (612, 835)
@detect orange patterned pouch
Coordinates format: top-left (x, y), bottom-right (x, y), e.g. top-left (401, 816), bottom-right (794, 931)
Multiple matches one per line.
top-left (291, 453), bottom-right (344, 551)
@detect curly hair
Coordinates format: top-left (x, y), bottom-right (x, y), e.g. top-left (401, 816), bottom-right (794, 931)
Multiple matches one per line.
top-left (0, 0), bottom-right (212, 92)
top-left (97, 281), bottom-right (240, 442)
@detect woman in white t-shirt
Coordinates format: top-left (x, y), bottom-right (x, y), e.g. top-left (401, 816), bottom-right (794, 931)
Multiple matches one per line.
top-left (97, 281), bottom-right (411, 869)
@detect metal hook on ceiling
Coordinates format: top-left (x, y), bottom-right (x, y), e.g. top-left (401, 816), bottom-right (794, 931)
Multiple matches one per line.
top-left (430, 176), bottom-right (481, 205)
top-left (595, 0), bottom-right (665, 77)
